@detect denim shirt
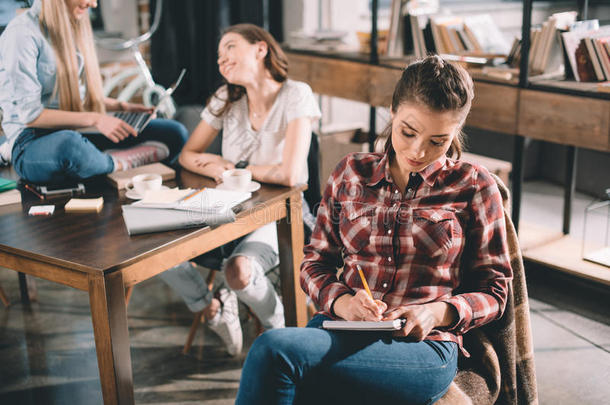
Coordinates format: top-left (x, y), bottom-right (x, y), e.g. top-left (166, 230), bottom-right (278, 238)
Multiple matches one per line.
top-left (0, 0), bottom-right (86, 164)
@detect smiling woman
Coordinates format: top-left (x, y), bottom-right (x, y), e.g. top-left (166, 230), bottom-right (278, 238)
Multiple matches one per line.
top-left (157, 23), bottom-right (321, 358)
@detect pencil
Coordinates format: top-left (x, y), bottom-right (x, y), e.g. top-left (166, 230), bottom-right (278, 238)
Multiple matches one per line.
top-left (181, 188), bottom-right (205, 202)
top-left (356, 265), bottom-right (373, 299)
top-left (25, 184), bottom-right (44, 200)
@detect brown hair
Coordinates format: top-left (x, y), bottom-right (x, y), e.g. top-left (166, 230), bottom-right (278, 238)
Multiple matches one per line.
top-left (382, 55), bottom-right (474, 159)
top-left (40, 0), bottom-right (105, 113)
top-left (209, 23), bottom-right (288, 117)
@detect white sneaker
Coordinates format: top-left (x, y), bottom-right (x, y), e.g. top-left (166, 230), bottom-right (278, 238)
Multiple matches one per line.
top-left (207, 288), bottom-right (243, 357)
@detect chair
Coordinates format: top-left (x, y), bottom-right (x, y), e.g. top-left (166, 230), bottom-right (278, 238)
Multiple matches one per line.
top-left (182, 132), bottom-right (322, 354)
top-left (436, 173), bottom-right (538, 405)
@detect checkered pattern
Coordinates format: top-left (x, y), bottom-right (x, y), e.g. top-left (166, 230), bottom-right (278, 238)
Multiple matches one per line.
top-left (301, 151), bottom-right (513, 355)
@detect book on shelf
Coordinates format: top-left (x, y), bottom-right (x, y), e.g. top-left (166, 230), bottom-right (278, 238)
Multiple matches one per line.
top-left (593, 37), bottom-right (610, 80)
top-left (585, 37), bottom-right (607, 81)
top-left (561, 23), bottom-right (610, 82)
top-left (575, 40), bottom-right (598, 82)
top-left (385, 4), bottom-right (506, 60)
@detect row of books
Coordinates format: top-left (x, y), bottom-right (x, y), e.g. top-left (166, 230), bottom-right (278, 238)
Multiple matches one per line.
top-left (386, 0), bottom-right (509, 59)
top-left (507, 13), bottom-right (610, 82)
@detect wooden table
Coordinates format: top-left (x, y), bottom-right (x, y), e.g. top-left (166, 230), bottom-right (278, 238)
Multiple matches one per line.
top-left (0, 169), bottom-right (308, 404)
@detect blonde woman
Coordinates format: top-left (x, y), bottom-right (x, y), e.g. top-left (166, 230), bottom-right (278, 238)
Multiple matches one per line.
top-left (0, 0), bottom-right (187, 183)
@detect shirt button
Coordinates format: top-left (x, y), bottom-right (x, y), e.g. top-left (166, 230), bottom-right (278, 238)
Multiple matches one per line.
top-left (388, 256), bottom-right (392, 262)
top-left (394, 189), bottom-right (399, 194)
top-left (387, 229), bottom-right (392, 234)
top-left (382, 282), bottom-right (388, 288)
top-left (411, 172), bottom-right (417, 177)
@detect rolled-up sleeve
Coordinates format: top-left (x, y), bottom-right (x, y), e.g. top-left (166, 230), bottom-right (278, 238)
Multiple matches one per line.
top-left (300, 159), bottom-right (352, 315)
top-left (443, 167), bottom-right (513, 334)
top-left (200, 86), bottom-right (227, 130)
top-left (0, 25), bottom-right (44, 125)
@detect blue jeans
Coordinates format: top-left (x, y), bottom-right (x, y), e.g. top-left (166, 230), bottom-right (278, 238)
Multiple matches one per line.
top-left (236, 315), bottom-right (458, 405)
top-left (11, 119), bottom-right (188, 184)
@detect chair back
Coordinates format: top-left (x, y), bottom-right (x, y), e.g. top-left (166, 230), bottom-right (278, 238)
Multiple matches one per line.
top-left (304, 132), bottom-right (321, 216)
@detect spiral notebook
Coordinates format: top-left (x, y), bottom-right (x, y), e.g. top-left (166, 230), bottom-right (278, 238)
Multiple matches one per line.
top-left (322, 319), bottom-right (406, 331)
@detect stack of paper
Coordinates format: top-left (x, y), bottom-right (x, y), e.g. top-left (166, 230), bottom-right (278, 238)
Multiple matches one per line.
top-left (122, 188), bottom-right (252, 235)
top-left (64, 197), bottom-right (104, 213)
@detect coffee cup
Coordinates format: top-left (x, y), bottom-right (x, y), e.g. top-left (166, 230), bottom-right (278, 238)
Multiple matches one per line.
top-left (222, 169), bottom-right (252, 191)
top-left (126, 173), bottom-right (162, 196)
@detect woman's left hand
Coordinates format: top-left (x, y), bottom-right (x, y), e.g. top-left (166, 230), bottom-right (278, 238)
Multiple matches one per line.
top-left (382, 303), bottom-right (444, 341)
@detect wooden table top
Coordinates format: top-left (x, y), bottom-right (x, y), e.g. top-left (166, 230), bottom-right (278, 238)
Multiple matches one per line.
top-left (0, 168), bottom-right (304, 275)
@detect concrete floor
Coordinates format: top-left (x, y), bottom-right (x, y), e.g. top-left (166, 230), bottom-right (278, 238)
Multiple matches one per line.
top-left (1, 180), bottom-right (609, 404)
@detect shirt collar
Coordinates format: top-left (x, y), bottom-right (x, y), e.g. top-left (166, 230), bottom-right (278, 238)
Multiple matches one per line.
top-left (366, 150), bottom-right (447, 188)
top-left (30, 0), bottom-right (42, 17)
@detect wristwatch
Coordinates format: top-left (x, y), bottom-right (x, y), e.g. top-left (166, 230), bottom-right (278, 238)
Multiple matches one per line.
top-left (235, 160), bottom-right (249, 169)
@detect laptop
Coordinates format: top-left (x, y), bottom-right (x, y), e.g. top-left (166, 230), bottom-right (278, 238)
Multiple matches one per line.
top-left (80, 68), bottom-right (186, 134)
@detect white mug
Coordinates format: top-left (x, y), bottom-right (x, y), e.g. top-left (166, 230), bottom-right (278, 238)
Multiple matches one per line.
top-left (126, 173), bottom-right (162, 196)
top-left (222, 169), bottom-right (252, 191)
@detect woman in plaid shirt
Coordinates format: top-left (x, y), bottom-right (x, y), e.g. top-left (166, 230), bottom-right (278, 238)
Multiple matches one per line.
top-left (236, 55), bottom-right (513, 404)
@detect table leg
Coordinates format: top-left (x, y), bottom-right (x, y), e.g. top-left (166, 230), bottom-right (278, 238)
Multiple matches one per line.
top-left (18, 273), bottom-right (29, 303)
top-left (277, 193), bottom-right (308, 327)
top-left (89, 271), bottom-right (134, 405)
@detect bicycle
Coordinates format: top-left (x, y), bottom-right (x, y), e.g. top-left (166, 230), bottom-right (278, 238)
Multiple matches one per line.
top-left (95, 0), bottom-right (178, 118)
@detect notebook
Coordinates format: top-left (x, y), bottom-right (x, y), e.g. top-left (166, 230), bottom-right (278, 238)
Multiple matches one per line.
top-left (322, 319), bottom-right (406, 331)
top-left (106, 163), bottom-right (175, 190)
top-left (0, 188), bottom-right (21, 206)
top-left (121, 205), bottom-right (235, 235)
top-left (0, 177), bottom-right (17, 192)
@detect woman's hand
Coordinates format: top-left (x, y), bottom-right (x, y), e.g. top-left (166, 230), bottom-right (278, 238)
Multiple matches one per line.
top-left (383, 302), bottom-right (456, 341)
top-left (333, 290), bottom-right (388, 321)
top-left (193, 154), bottom-right (235, 183)
top-left (93, 114), bottom-right (137, 143)
top-left (120, 101), bottom-right (154, 114)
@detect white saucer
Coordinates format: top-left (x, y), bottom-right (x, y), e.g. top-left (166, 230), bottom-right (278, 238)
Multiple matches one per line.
top-left (125, 185), bottom-right (170, 200)
top-left (216, 181), bottom-right (261, 193)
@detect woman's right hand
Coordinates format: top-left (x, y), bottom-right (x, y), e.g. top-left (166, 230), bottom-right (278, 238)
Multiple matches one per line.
top-left (94, 113), bottom-right (137, 143)
top-left (332, 290), bottom-right (387, 321)
top-left (193, 155), bottom-right (235, 183)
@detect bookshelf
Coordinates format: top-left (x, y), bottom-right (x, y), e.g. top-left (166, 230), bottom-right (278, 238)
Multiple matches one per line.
top-left (284, 1), bottom-right (610, 284)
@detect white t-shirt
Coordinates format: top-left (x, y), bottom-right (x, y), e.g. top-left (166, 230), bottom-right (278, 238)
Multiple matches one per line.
top-left (200, 79), bottom-right (321, 184)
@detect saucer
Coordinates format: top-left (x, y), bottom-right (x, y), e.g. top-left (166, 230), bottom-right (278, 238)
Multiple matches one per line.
top-left (125, 185), bottom-right (169, 200)
top-left (216, 181), bottom-right (261, 193)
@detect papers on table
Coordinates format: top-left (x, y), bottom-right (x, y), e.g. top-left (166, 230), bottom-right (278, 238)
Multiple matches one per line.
top-left (122, 187), bottom-right (252, 235)
top-left (133, 188), bottom-right (251, 212)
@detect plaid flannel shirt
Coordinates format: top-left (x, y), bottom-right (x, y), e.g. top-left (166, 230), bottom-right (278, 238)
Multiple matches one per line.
top-left (301, 151), bottom-right (513, 355)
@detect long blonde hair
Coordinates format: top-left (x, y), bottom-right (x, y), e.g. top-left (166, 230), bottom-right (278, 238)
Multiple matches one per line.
top-left (40, 0), bottom-right (105, 113)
